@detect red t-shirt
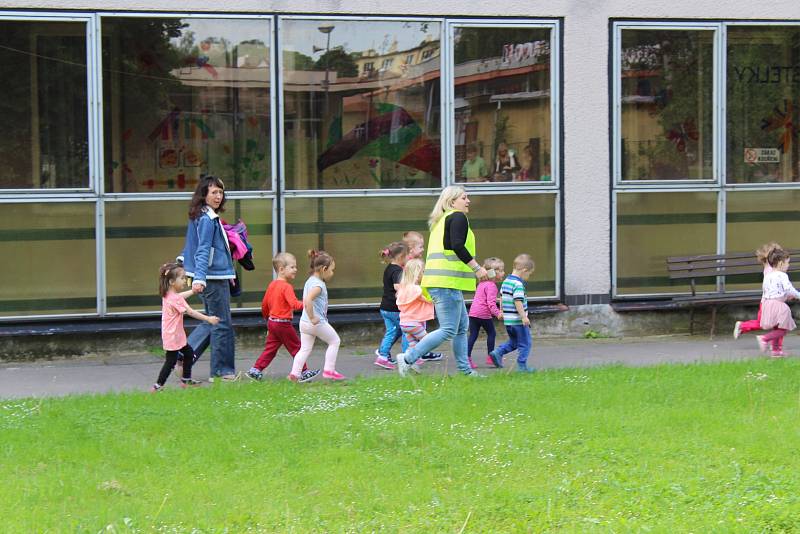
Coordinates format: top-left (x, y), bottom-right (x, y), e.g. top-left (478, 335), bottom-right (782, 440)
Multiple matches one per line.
top-left (261, 279), bottom-right (303, 320)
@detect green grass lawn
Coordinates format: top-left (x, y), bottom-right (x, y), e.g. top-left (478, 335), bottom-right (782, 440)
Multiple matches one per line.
top-left (3, 359), bottom-right (800, 532)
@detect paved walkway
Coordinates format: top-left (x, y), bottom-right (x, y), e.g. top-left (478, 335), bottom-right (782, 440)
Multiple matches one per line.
top-left (0, 334), bottom-right (787, 400)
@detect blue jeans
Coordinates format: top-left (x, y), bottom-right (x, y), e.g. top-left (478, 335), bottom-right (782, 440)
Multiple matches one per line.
top-left (404, 287), bottom-right (470, 374)
top-left (187, 279), bottom-right (236, 377)
top-left (495, 325), bottom-right (532, 366)
top-left (377, 310), bottom-right (408, 356)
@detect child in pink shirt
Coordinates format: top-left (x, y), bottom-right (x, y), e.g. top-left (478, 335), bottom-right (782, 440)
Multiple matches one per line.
top-left (153, 262), bottom-right (219, 392)
top-left (468, 257), bottom-right (505, 368)
top-left (396, 259), bottom-right (434, 372)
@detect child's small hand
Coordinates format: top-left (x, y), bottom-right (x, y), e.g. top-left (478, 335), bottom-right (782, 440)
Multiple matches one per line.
top-left (522, 315), bottom-right (531, 327)
top-left (207, 315), bottom-right (220, 325)
top-left (311, 316), bottom-right (320, 325)
top-left (497, 312), bottom-right (504, 320)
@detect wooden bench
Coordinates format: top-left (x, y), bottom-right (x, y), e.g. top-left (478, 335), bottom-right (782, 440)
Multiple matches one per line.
top-left (667, 250), bottom-right (800, 337)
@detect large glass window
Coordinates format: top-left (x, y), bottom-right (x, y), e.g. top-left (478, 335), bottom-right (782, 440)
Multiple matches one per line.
top-left (284, 193), bottom-right (556, 305)
top-left (0, 20), bottom-right (89, 189)
top-left (616, 192), bottom-right (717, 295)
top-left (0, 202), bottom-right (96, 315)
top-left (281, 19), bottom-right (441, 190)
top-left (102, 18), bottom-right (272, 193)
top-left (452, 26), bottom-right (552, 183)
top-left (727, 26), bottom-right (800, 184)
top-left (725, 190), bottom-right (800, 290)
top-left (106, 198), bottom-right (273, 312)
top-left (619, 29), bottom-right (714, 181)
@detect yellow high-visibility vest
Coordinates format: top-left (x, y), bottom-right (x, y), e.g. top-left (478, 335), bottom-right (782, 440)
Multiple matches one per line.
top-left (422, 209), bottom-right (476, 291)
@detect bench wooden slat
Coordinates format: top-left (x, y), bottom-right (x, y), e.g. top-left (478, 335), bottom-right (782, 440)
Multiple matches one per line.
top-left (666, 257), bottom-right (762, 271)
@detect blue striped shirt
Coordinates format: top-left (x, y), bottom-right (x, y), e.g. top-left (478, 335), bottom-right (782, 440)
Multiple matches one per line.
top-left (500, 275), bottom-right (527, 326)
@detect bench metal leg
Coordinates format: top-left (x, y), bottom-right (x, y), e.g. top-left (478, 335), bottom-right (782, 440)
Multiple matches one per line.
top-left (710, 306), bottom-right (717, 339)
top-left (689, 307), bottom-right (695, 336)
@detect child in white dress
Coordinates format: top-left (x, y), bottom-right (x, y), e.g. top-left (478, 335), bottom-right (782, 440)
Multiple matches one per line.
top-left (757, 248), bottom-right (800, 357)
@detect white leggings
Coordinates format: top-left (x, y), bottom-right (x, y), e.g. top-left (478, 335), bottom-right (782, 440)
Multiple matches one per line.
top-left (290, 320), bottom-right (341, 376)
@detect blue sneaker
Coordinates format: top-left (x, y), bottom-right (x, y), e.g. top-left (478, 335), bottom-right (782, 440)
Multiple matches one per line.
top-left (516, 364), bottom-right (536, 373)
top-left (488, 349), bottom-right (504, 368)
top-left (246, 368), bottom-right (263, 381)
top-left (421, 351), bottom-right (443, 362)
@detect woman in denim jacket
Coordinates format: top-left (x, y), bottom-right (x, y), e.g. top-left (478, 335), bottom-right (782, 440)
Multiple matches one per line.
top-left (178, 176), bottom-right (239, 381)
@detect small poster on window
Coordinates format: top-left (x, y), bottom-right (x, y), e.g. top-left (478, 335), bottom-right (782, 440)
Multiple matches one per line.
top-left (744, 148), bottom-right (780, 164)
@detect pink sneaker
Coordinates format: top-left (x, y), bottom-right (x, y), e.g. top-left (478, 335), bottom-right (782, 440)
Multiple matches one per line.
top-left (771, 351), bottom-right (787, 358)
top-left (756, 335), bottom-right (769, 354)
top-left (287, 373), bottom-right (300, 382)
top-left (374, 356), bottom-right (396, 370)
top-left (485, 355), bottom-right (494, 367)
top-left (323, 370), bottom-right (346, 380)
top-left (468, 357), bottom-right (477, 369)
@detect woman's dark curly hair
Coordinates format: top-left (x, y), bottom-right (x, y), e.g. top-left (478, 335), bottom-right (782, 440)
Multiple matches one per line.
top-left (188, 175), bottom-right (226, 220)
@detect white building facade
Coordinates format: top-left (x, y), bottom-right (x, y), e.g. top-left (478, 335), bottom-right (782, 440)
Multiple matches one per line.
top-left (1, 1), bottom-right (799, 321)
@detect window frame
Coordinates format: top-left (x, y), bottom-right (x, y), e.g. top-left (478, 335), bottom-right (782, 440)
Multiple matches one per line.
top-left (613, 21), bottom-right (723, 189)
top-left (445, 19), bottom-right (561, 192)
top-left (277, 14), bottom-right (447, 197)
top-left (97, 12), bottom-right (277, 198)
top-left (0, 11), bottom-right (98, 196)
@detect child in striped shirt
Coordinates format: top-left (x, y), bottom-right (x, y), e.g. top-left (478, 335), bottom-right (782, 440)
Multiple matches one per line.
top-left (488, 254), bottom-right (535, 373)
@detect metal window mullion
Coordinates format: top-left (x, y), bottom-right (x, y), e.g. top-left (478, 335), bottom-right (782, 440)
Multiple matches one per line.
top-left (716, 24), bottom-right (727, 293)
top-left (442, 20), bottom-right (453, 187)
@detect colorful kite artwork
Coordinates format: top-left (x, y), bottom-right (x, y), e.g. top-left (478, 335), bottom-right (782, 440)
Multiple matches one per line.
top-left (761, 100), bottom-right (797, 153)
top-left (317, 103), bottom-right (440, 178)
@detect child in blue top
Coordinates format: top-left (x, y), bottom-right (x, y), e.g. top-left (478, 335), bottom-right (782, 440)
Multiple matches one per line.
top-left (488, 253), bottom-right (535, 372)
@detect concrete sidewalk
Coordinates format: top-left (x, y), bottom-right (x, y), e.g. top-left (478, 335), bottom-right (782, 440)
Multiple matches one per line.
top-left (0, 333), bottom-right (789, 400)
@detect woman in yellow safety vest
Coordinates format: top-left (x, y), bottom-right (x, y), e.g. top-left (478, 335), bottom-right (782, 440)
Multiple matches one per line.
top-left (395, 185), bottom-right (489, 377)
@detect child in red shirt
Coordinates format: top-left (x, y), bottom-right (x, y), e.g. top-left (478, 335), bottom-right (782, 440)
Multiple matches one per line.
top-left (246, 253), bottom-right (320, 382)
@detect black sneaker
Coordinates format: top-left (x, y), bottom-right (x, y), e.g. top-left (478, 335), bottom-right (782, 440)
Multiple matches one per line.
top-left (421, 352), bottom-right (443, 362)
top-left (299, 369), bottom-right (321, 383)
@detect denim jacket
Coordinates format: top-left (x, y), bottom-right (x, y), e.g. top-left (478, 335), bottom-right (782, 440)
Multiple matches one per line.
top-left (178, 207), bottom-right (236, 286)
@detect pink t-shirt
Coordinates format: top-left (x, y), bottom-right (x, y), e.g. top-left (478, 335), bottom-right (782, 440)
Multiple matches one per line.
top-left (162, 291), bottom-right (189, 351)
top-left (469, 280), bottom-right (501, 319)
top-left (396, 285), bottom-right (435, 323)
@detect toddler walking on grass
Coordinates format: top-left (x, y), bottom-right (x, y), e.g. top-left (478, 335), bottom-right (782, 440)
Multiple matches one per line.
top-left (468, 257), bottom-right (504, 369)
top-left (396, 259), bottom-right (434, 373)
top-left (152, 262), bottom-right (219, 392)
top-left (246, 252), bottom-right (319, 383)
top-left (488, 254), bottom-right (536, 373)
top-left (288, 250), bottom-right (346, 381)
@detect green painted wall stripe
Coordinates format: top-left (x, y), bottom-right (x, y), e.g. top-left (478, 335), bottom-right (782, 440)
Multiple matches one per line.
top-left (727, 210), bottom-right (800, 223)
top-left (286, 216), bottom-right (554, 235)
top-left (0, 280), bottom-right (557, 312)
top-left (0, 297), bottom-right (97, 313)
top-left (0, 228), bottom-right (95, 241)
top-left (618, 213), bottom-right (716, 226)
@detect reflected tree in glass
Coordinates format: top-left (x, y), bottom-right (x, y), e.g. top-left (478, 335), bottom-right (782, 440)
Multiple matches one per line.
top-left (620, 30), bottom-right (714, 180)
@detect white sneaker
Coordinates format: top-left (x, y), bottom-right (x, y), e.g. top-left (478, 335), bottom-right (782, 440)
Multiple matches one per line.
top-left (410, 362), bottom-right (422, 374)
top-left (396, 352), bottom-right (410, 377)
top-left (733, 321), bottom-right (742, 339)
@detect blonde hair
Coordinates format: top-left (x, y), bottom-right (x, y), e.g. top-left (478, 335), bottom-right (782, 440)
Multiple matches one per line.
top-left (483, 257), bottom-right (504, 272)
top-left (756, 242), bottom-right (782, 265)
top-left (401, 259), bottom-right (425, 286)
top-left (402, 230), bottom-right (424, 245)
top-left (428, 185), bottom-right (466, 229)
top-left (272, 252), bottom-right (296, 272)
top-left (513, 253), bottom-right (535, 272)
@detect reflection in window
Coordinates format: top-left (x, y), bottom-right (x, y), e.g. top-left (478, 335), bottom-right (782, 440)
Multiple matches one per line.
top-left (0, 21), bottom-right (89, 189)
top-left (102, 18), bottom-right (271, 193)
top-left (453, 27), bottom-right (552, 183)
top-left (620, 29), bottom-right (714, 181)
top-left (727, 27), bottom-right (800, 184)
top-left (281, 19), bottom-right (441, 190)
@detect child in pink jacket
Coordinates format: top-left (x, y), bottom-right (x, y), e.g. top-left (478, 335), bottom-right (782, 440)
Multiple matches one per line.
top-left (468, 257), bottom-right (505, 368)
top-left (396, 259), bottom-right (435, 372)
